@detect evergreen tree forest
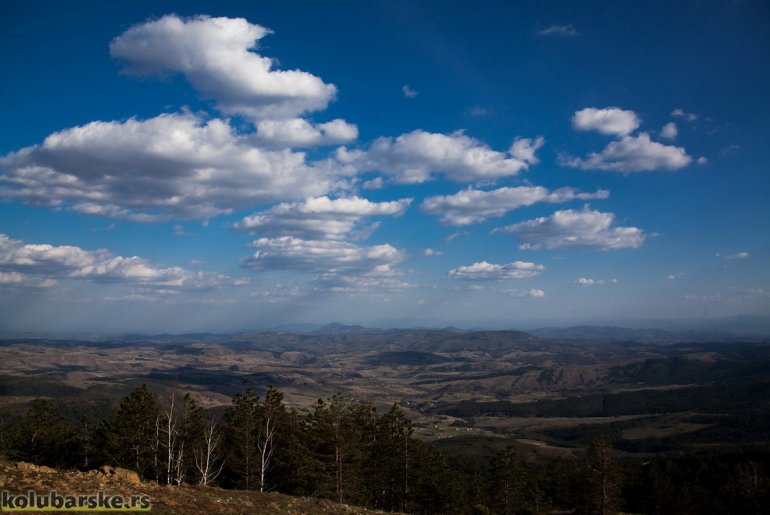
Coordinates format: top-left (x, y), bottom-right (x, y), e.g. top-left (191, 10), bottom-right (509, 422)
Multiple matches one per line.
top-left (1, 385), bottom-right (768, 514)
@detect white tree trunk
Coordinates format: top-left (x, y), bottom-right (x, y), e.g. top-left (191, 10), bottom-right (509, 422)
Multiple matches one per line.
top-left (257, 415), bottom-right (275, 492)
top-left (194, 416), bottom-right (225, 486)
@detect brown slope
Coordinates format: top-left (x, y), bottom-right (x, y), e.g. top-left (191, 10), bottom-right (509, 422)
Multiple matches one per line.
top-left (0, 460), bottom-right (390, 515)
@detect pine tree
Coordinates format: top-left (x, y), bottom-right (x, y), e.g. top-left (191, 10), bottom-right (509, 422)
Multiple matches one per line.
top-left (0, 408), bottom-right (10, 458)
top-left (305, 394), bottom-right (372, 504)
top-left (10, 399), bottom-right (71, 468)
top-left (222, 387), bottom-right (260, 490)
top-left (102, 384), bottom-right (160, 480)
top-left (374, 403), bottom-right (413, 511)
top-left (407, 439), bottom-right (468, 514)
top-left (72, 415), bottom-right (99, 469)
top-left (488, 446), bottom-right (531, 514)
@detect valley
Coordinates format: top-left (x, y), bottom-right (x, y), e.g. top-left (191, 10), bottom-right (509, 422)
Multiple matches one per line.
top-left (2, 325), bottom-right (769, 457)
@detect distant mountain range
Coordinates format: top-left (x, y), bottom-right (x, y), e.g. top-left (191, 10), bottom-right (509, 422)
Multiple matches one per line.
top-left (529, 325), bottom-right (768, 344)
top-left (1, 322), bottom-right (767, 346)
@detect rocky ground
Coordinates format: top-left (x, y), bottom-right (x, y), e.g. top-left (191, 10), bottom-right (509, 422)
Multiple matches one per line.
top-left (0, 460), bottom-right (386, 514)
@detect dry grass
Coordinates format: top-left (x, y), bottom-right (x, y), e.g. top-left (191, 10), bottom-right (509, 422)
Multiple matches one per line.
top-left (0, 460), bottom-right (391, 515)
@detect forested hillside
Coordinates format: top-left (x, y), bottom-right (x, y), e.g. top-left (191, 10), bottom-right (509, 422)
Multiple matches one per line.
top-left (2, 383), bottom-right (768, 514)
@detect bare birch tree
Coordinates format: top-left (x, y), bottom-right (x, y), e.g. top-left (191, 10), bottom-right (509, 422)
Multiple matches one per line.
top-left (161, 390), bottom-right (179, 486)
top-left (194, 415), bottom-right (225, 486)
top-left (257, 386), bottom-right (284, 492)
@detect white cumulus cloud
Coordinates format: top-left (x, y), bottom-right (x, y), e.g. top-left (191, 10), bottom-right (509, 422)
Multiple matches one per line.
top-left (448, 260), bottom-right (545, 280)
top-left (0, 113), bottom-right (334, 221)
top-left (0, 233), bottom-right (242, 290)
top-left (422, 186), bottom-right (609, 225)
top-left (241, 236), bottom-right (405, 275)
top-left (561, 132), bottom-right (692, 172)
top-left (110, 15), bottom-right (336, 119)
top-left (233, 196), bottom-right (411, 240)
top-left (572, 107), bottom-right (640, 137)
top-left (509, 136), bottom-right (545, 164)
top-left (495, 207), bottom-right (646, 250)
top-left (254, 118), bottom-right (358, 147)
top-left (337, 130), bottom-right (541, 184)
top-left (660, 122), bottom-right (678, 140)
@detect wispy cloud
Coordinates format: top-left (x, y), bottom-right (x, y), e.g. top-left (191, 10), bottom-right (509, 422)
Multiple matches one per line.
top-left (571, 277), bottom-right (620, 286)
top-left (466, 106), bottom-right (490, 117)
top-left (445, 231), bottom-right (469, 243)
top-left (402, 85), bottom-right (418, 98)
top-left (174, 224), bottom-right (192, 236)
top-left (671, 108), bottom-right (698, 122)
top-left (501, 288), bottom-right (546, 298)
top-left (538, 24), bottom-right (578, 37)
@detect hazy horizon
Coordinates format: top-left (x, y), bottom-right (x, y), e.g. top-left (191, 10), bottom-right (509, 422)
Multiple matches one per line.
top-left (3, 314), bottom-right (770, 340)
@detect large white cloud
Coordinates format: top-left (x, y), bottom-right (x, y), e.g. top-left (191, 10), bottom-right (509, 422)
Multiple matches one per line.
top-left (110, 15), bottom-right (336, 119)
top-left (241, 236), bottom-right (405, 275)
top-left (233, 196), bottom-right (412, 240)
top-left (422, 186), bottom-right (609, 225)
top-left (0, 113), bottom-right (334, 221)
top-left (561, 132), bottom-right (692, 172)
top-left (0, 233), bottom-right (242, 290)
top-left (572, 107), bottom-right (640, 137)
top-left (495, 207), bottom-right (646, 250)
top-left (336, 130), bottom-right (542, 183)
top-left (447, 260), bottom-right (545, 280)
top-left (254, 118), bottom-right (358, 147)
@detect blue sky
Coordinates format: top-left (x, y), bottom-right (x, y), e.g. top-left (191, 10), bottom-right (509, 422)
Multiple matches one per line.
top-left (1, 0), bottom-right (768, 333)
